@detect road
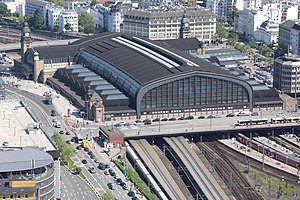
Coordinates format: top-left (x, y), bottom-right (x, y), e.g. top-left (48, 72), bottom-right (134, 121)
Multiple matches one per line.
top-left (5, 87), bottom-right (98, 199)
top-left (6, 86), bottom-right (133, 199)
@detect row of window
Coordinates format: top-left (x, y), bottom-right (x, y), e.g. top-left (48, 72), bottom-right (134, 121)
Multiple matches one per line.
top-left (2, 193), bottom-right (29, 199)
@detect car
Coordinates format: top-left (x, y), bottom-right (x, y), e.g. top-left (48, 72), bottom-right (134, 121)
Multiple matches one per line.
top-left (161, 118), bottom-right (168, 121)
top-left (59, 130), bottom-right (64, 134)
top-left (66, 131), bottom-right (71, 135)
top-left (116, 178), bottom-right (122, 184)
top-left (122, 184), bottom-right (128, 190)
top-left (128, 191), bottom-right (135, 197)
top-left (84, 147), bottom-right (89, 152)
top-left (120, 181), bottom-right (126, 187)
top-left (89, 166), bottom-right (96, 173)
top-left (104, 164), bottom-right (109, 169)
top-left (251, 112), bottom-right (259, 116)
top-left (125, 122), bottom-right (131, 126)
top-left (76, 145), bottom-right (82, 150)
top-left (178, 117), bottom-right (185, 120)
top-left (94, 159), bottom-right (100, 163)
top-left (82, 159), bottom-right (87, 164)
top-left (134, 120), bottom-right (142, 125)
top-left (185, 116), bottom-right (194, 120)
top-left (70, 138), bottom-right (75, 142)
top-left (132, 197), bottom-right (138, 200)
top-left (152, 118), bottom-right (160, 122)
top-left (207, 115), bottom-right (216, 119)
top-left (215, 115), bottom-right (222, 118)
top-left (90, 155), bottom-right (95, 159)
top-left (107, 183), bottom-right (115, 190)
top-left (66, 140), bottom-right (71, 144)
top-left (197, 116), bottom-right (205, 119)
top-left (226, 113), bottom-right (235, 117)
top-left (110, 172), bottom-right (116, 177)
top-left (99, 164), bottom-right (106, 170)
top-left (276, 113), bottom-right (285, 117)
top-left (108, 168), bottom-right (114, 173)
top-left (88, 151), bottom-right (93, 155)
top-left (168, 118), bottom-right (176, 121)
top-left (50, 110), bottom-right (56, 116)
top-left (104, 170), bottom-right (110, 175)
top-left (142, 119), bottom-right (151, 123)
top-left (144, 122), bottom-right (152, 125)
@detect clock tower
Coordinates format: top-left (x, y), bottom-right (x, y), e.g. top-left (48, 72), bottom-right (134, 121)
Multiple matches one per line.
top-left (21, 22), bottom-right (32, 56)
top-left (180, 8), bottom-right (191, 39)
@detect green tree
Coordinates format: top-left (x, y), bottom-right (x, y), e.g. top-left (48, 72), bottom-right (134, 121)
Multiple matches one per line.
top-left (90, 0), bottom-right (98, 6)
top-left (0, 3), bottom-right (9, 18)
top-left (100, 190), bottom-right (115, 200)
top-left (52, 25), bottom-right (59, 32)
top-left (18, 16), bottom-right (25, 25)
top-left (51, 0), bottom-right (65, 7)
top-left (29, 8), bottom-right (43, 29)
top-left (228, 8), bottom-right (238, 26)
top-left (216, 22), bottom-right (228, 41)
top-left (64, 23), bottom-right (72, 31)
top-left (275, 45), bottom-right (288, 57)
top-left (79, 12), bottom-right (94, 34)
top-left (75, 167), bottom-right (82, 174)
top-left (227, 29), bottom-right (238, 47)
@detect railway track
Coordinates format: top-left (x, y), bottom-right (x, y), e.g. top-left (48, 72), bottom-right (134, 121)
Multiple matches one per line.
top-left (197, 139), bottom-right (264, 200)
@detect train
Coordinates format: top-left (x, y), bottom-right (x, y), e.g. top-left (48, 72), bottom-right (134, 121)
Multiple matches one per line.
top-left (235, 133), bottom-right (300, 168)
top-left (236, 116), bottom-right (300, 126)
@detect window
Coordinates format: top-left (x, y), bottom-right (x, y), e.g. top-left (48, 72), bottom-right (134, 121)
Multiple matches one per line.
top-left (25, 194), bottom-right (28, 199)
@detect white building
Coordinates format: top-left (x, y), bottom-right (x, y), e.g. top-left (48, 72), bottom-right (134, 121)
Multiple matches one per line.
top-left (243, 0), bottom-right (261, 9)
top-left (47, 5), bottom-right (64, 29)
top-left (254, 20), bottom-right (279, 45)
top-left (60, 10), bottom-right (78, 33)
top-left (0, 0), bottom-right (25, 14)
top-left (25, 0), bottom-right (49, 17)
top-left (235, 3), bottom-right (284, 37)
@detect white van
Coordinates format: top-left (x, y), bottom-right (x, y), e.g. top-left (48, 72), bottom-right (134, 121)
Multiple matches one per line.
top-left (237, 111), bottom-right (252, 116)
top-left (55, 121), bottom-right (61, 128)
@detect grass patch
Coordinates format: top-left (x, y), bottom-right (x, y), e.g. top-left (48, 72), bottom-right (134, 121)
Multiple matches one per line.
top-left (114, 159), bottom-right (160, 200)
top-left (252, 170), bottom-right (300, 199)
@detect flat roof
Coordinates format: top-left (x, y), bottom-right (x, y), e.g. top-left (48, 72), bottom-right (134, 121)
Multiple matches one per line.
top-left (0, 148), bottom-right (53, 172)
top-left (0, 101), bottom-right (55, 151)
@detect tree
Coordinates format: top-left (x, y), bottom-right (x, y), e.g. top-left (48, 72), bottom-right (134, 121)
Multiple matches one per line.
top-left (227, 29), bottom-right (238, 47)
top-left (52, 25), bottom-right (59, 32)
top-left (228, 8), bottom-right (238, 26)
top-left (75, 167), bottom-right (82, 174)
top-left (0, 3), bottom-right (9, 18)
top-left (18, 16), bottom-right (25, 25)
top-left (216, 22), bottom-right (228, 41)
top-left (28, 8), bottom-right (43, 29)
top-left (79, 12), bottom-right (94, 34)
top-left (100, 190), bottom-right (115, 200)
top-left (275, 45), bottom-right (288, 57)
top-left (90, 0), bottom-right (98, 6)
top-left (51, 0), bottom-right (65, 7)
top-left (64, 23), bottom-right (72, 32)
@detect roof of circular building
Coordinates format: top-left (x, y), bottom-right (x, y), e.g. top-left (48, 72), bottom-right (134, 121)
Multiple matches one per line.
top-left (0, 148), bottom-right (53, 172)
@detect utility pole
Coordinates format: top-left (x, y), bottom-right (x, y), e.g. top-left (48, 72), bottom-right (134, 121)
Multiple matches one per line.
top-left (268, 175), bottom-right (272, 200)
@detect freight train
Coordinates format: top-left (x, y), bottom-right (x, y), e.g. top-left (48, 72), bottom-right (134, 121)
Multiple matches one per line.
top-left (235, 133), bottom-right (300, 168)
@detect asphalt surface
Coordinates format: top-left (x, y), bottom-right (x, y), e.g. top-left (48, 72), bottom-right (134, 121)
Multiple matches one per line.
top-left (6, 87), bottom-right (133, 200)
top-left (5, 87), bottom-right (98, 199)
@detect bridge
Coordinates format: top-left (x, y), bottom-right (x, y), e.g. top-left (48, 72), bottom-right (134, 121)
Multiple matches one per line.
top-left (0, 39), bottom-right (78, 51)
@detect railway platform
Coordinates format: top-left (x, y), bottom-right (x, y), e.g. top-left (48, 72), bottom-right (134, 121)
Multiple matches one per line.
top-left (254, 136), bottom-right (293, 156)
top-left (219, 139), bottom-right (299, 176)
top-left (279, 134), bottom-right (300, 148)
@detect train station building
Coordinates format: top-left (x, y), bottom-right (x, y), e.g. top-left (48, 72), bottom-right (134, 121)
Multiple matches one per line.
top-left (16, 32), bottom-right (283, 121)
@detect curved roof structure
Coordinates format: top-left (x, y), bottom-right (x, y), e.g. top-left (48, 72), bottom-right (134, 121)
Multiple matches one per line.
top-left (0, 148), bottom-right (53, 172)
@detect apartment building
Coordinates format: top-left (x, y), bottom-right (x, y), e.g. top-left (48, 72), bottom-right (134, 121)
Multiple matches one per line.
top-left (60, 10), bottom-right (78, 33)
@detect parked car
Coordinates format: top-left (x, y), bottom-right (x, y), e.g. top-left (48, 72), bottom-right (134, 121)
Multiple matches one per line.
top-left (226, 113), bottom-right (235, 117)
top-left (94, 159), bottom-right (100, 163)
top-left (122, 184), bottom-right (128, 190)
top-left (134, 120), bottom-right (142, 125)
top-left (168, 118), bottom-right (176, 121)
top-left (276, 113), bottom-right (285, 117)
top-left (152, 118), bottom-right (160, 122)
top-left (66, 131), bottom-right (71, 135)
top-left (143, 119), bottom-right (151, 123)
top-left (76, 145), bottom-right (82, 150)
top-left (144, 121), bottom-right (152, 125)
top-left (161, 118), bottom-right (168, 121)
top-left (59, 130), bottom-right (64, 134)
top-left (104, 170), bottom-right (110, 175)
top-left (251, 112), bottom-right (259, 116)
top-left (237, 111), bottom-right (251, 116)
top-left (178, 117), bottom-right (185, 120)
top-left (185, 116), bottom-right (194, 120)
top-left (197, 116), bottom-right (205, 119)
top-left (207, 115), bottom-right (216, 119)
top-left (116, 178), bottom-right (122, 184)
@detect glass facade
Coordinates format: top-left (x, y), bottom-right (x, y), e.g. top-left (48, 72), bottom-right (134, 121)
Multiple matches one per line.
top-left (140, 75), bottom-right (249, 111)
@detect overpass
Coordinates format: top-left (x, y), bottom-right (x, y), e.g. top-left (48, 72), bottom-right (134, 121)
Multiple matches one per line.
top-left (0, 39), bottom-right (78, 51)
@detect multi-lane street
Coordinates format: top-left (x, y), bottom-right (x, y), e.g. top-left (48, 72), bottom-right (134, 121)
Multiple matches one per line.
top-left (6, 86), bottom-right (134, 200)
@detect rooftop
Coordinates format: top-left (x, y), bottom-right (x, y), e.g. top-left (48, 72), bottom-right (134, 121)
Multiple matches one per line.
top-left (0, 148), bottom-right (53, 172)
